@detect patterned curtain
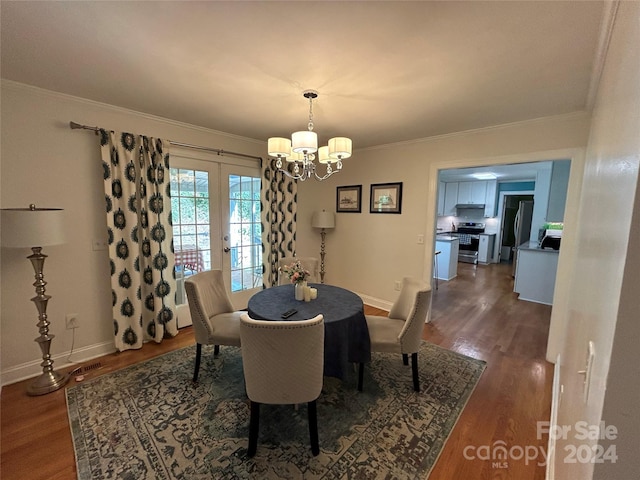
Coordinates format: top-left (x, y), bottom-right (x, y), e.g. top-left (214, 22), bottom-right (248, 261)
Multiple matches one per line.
top-left (98, 129), bottom-right (178, 351)
top-left (261, 158), bottom-right (297, 287)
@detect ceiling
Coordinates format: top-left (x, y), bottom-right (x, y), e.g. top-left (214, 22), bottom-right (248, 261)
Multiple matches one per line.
top-left (1, 1), bottom-right (605, 152)
top-left (438, 162), bottom-right (544, 183)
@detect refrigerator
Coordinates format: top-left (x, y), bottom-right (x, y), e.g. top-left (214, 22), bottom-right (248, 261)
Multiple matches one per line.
top-left (512, 200), bottom-right (534, 277)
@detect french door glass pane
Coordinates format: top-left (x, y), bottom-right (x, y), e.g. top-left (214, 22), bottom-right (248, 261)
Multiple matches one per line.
top-left (170, 167), bottom-right (212, 305)
top-left (229, 174), bottom-right (262, 291)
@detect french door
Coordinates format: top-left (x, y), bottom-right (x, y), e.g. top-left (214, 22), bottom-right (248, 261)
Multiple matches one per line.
top-left (170, 151), bottom-right (261, 326)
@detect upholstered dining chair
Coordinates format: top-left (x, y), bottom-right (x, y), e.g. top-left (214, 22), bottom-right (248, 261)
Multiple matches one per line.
top-left (184, 270), bottom-right (243, 382)
top-left (358, 277), bottom-right (432, 392)
top-left (239, 313), bottom-right (325, 457)
top-left (277, 256), bottom-right (320, 285)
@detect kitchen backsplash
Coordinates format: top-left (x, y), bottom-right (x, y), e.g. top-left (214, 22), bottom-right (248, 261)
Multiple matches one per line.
top-left (436, 215), bottom-right (500, 235)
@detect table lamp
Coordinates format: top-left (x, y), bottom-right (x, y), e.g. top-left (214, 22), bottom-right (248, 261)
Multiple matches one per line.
top-left (1, 204), bottom-right (69, 395)
top-left (311, 209), bottom-right (335, 283)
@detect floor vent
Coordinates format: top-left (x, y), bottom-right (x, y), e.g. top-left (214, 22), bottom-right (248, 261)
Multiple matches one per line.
top-left (83, 362), bottom-right (102, 372)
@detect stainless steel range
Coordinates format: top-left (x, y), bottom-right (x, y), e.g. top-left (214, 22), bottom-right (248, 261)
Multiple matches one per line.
top-left (455, 222), bottom-right (485, 264)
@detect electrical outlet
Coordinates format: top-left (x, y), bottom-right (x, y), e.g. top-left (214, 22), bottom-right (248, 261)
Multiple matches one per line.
top-left (66, 313), bottom-right (79, 330)
top-left (394, 281), bottom-right (401, 291)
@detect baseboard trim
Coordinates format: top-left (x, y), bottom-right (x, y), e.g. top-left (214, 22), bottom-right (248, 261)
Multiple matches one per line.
top-left (1, 341), bottom-right (116, 387)
top-left (358, 293), bottom-right (393, 312)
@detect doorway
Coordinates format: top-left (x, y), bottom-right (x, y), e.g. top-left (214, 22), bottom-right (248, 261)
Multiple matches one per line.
top-left (170, 151), bottom-right (261, 327)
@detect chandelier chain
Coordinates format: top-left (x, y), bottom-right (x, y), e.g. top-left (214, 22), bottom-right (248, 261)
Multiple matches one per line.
top-left (308, 95), bottom-right (314, 131)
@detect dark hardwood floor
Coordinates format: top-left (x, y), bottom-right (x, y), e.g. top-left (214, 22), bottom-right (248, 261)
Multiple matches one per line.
top-left (1, 262), bottom-right (552, 480)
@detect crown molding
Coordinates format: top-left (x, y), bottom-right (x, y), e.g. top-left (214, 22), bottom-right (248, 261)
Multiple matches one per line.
top-left (1, 79), bottom-right (264, 146)
top-left (586, 1), bottom-right (619, 110)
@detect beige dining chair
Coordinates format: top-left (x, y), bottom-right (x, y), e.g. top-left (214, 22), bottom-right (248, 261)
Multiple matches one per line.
top-left (239, 313), bottom-right (325, 457)
top-left (277, 256), bottom-right (320, 285)
top-left (184, 270), bottom-right (243, 382)
top-left (358, 277), bottom-right (432, 392)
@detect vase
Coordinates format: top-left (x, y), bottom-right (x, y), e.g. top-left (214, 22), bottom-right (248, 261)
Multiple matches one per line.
top-left (295, 281), bottom-right (307, 301)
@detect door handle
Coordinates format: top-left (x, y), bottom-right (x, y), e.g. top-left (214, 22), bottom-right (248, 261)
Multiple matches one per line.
top-left (223, 247), bottom-right (230, 253)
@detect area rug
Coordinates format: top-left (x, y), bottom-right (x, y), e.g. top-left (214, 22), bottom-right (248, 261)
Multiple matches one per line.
top-left (66, 342), bottom-right (486, 479)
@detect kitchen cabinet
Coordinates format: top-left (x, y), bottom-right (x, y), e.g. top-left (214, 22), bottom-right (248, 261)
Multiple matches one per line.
top-left (437, 181), bottom-right (446, 216)
top-left (514, 243), bottom-right (559, 305)
top-left (478, 233), bottom-right (495, 264)
top-left (437, 179), bottom-right (499, 217)
top-left (547, 160), bottom-right (571, 222)
top-left (484, 180), bottom-right (497, 217)
top-left (435, 236), bottom-right (459, 281)
top-left (443, 182), bottom-right (459, 216)
top-left (457, 181), bottom-right (487, 205)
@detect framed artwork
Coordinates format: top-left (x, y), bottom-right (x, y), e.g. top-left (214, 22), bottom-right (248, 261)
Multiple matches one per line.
top-left (336, 185), bottom-right (362, 213)
top-left (370, 182), bottom-right (403, 214)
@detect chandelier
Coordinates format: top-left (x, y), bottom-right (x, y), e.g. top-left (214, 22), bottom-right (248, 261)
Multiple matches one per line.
top-left (268, 90), bottom-right (352, 181)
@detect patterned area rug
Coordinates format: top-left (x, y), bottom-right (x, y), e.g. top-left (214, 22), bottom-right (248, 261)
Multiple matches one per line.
top-left (66, 342), bottom-right (485, 479)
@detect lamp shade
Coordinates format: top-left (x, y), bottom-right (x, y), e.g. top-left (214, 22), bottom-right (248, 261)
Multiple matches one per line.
top-left (267, 137), bottom-right (291, 158)
top-left (328, 137), bottom-right (352, 159)
top-left (311, 210), bottom-right (335, 229)
top-left (292, 130), bottom-right (318, 154)
top-left (286, 150), bottom-right (305, 163)
top-left (317, 146), bottom-right (332, 164)
top-left (1, 206), bottom-right (65, 248)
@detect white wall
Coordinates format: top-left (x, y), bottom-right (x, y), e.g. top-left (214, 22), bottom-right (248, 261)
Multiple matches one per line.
top-left (0, 81), bottom-right (264, 385)
top-left (553, 3), bottom-right (640, 479)
top-left (296, 113), bottom-right (591, 309)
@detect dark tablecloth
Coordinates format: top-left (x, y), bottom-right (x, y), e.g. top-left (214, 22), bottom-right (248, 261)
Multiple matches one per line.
top-left (247, 284), bottom-right (371, 379)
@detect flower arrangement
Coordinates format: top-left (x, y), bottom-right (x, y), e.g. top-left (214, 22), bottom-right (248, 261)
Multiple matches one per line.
top-left (281, 260), bottom-right (311, 284)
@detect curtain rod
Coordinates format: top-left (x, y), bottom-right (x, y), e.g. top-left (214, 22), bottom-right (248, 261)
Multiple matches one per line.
top-left (69, 121), bottom-right (263, 161)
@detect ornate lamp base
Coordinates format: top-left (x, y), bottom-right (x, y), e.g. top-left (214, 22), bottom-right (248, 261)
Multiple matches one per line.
top-left (25, 247), bottom-right (70, 396)
top-left (27, 370), bottom-right (70, 396)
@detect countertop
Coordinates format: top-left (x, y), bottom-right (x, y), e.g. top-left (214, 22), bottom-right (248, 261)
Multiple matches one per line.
top-left (436, 235), bottom-right (459, 242)
top-left (517, 241), bottom-right (560, 253)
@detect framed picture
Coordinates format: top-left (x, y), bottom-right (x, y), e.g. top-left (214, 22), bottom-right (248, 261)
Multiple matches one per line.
top-left (336, 185), bottom-right (362, 213)
top-left (370, 182), bottom-right (403, 214)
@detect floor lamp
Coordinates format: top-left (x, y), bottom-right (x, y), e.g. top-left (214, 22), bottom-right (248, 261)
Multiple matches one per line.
top-left (311, 210), bottom-right (335, 284)
top-left (1, 205), bottom-right (69, 395)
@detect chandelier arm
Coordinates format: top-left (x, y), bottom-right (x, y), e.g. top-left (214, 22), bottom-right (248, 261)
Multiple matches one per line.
top-left (314, 168), bottom-right (337, 181)
top-left (278, 166), bottom-right (304, 181)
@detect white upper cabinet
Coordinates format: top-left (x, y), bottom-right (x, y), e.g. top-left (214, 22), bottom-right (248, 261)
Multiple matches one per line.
top-left (484, 180), bottom-right (498, 217)
top-left (438, 180), bottom-right (498, 217)
top-left (437, 181), bottom-right (446, 216)
top-left (457, 181), bottom-right (487, 204)
top-left (443, 182), bottom-right (459, 216)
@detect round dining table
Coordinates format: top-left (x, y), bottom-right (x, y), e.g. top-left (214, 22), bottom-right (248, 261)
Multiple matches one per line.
top-left (247, 283), bottom-right (371, 380)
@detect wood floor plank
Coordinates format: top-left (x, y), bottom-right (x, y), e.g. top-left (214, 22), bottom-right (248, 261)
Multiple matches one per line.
top-left (1, 262), bottom-right (552, 479)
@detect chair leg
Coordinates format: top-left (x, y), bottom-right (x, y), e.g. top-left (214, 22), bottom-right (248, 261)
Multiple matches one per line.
top-left (193, 343), bottom-right (202, 382)
top-left (358, 363), bottom-right (364, 392)
top-left (248, 401), bottom-right (260, 457)
top-left (411, 352), bottom-right (420, 392)
top-left (214, 345), bottom-right (220, 356)
top-left (402, 353), bottom-right (409, 365)
top-left (308, 400), bottom-right (319, 456)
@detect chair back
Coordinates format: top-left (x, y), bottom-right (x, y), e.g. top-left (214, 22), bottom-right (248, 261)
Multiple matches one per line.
top-left (240, 313), bottom-right (324, 405)
top-left (277, 256), bottom-right (320, 285)
top-left (390, 277), bottom-right (432, 354)
top-left (185, 270), bottom-right (235, 342)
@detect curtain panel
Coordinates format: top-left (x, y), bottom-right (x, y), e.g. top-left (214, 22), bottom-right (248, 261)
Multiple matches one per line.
top-left (261, 158), bottom-right (297, 287)
top-left (99, 129), bottom-right (178, 351)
